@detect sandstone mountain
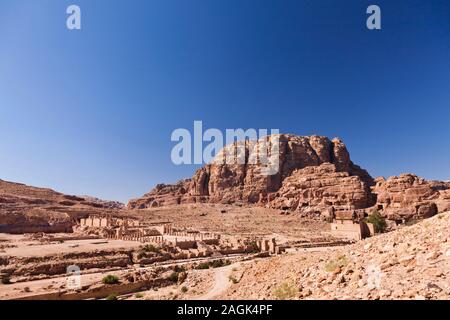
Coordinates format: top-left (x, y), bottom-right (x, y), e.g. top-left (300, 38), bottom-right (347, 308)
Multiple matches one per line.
top-left (129, 134), bottom-right (450, 221)
top-left (128, 135), bottom-right (374, 209)
top-left (0, 180), bottom-right (121, 233)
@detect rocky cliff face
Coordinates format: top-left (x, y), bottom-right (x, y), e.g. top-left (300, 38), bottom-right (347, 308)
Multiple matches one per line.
top-left (128, 135), bottom-right (375, 212)
top-left (267, 163), bottom-right (375, 216)
top-left (128, 134), bottom-right (450, 222)
top-left (372, 174), bottom-right (450, 220)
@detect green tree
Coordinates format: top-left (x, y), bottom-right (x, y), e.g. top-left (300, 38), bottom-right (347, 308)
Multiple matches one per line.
top-left (366, 210), bottom-right (387, 233)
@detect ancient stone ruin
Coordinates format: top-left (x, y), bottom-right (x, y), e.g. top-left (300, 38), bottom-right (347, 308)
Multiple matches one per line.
top-left (329, 209), bottom-right (374, 241)
top-left (76, 215), bottom-right (278, 258)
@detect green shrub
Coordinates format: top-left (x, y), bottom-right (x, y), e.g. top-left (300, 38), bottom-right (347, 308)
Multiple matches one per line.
top-left (168, 271), bottom-right (179, 282)
top-left (134, 293), bottom-right (144, 299)
top-left (138, 244), bottom-right (161, 259)
top-left (366, 210), bottom-right (387, 233)
top-left (211, 260), bottom-right (225, 268)
top-left (195, 262), bottom-right (210, 270)
top-left (181, 286), bottom-right (188, 293)
top-left (248, 241), bottom-right (260, 253)
top-left (1, 276), bottom-right (11, 285)
top-left (141, 244), bottom-right (160, 253)
top-left (173, 265), bottom-right (186, 273)
top-left (273, 282), bottom-right (297, 300)
top-left (325, 255), bottom-right (349, 272)
top-left (102, 275), bottom-right (120, 285)
top-left (106, 293), bottom-right (118, 300)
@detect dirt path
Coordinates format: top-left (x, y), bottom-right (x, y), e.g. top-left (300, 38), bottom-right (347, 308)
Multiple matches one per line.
top-left (195, 264), bottom-right (235, 300)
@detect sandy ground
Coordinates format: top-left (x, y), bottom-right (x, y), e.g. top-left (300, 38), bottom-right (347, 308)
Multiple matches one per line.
top-left (0, 234), bottom-right (142, 257)
top-left (126, 263), bottom-right (239, 301)
top-left (195, 264), bottom-right (235, 300)
top-left (130, 204), bottom-right (332, 242)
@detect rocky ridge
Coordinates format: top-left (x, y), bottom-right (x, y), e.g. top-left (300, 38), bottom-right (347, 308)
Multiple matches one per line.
top-left (0, 180), bottom-right (121, 233)
top-left (373, 175), bottom-right (450, 220)
top-left (128, 134), bottom-right (450, 221)
top-left (128, 135), bottom-right (375, 211)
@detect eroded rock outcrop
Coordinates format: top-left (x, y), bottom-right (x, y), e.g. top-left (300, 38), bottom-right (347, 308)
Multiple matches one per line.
top-left (0, 180), bottom-right (122, 234)
top-left (129, 134), bottom-right (450, 223)
top-left (128, 135), bottom-right (375, 211)
top-left (267, 163), bottom-right (374, 215)
top-left (372, 174), bottom-right (450, 220)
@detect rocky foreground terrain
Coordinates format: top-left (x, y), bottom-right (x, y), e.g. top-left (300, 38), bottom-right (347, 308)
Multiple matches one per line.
top-left (219, 211), bottom-right (450, 300)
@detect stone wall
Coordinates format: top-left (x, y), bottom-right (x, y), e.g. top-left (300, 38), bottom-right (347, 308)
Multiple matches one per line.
top-left (330, 220), bottom-right (374, 241)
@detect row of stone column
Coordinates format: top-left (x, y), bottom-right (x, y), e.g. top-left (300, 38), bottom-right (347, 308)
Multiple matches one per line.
top-left (106, 234), bottom-right (166, 244)
top-left (165, 231), bottom-right (219, 240)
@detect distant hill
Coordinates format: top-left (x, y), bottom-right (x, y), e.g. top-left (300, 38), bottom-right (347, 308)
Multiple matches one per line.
top-left (0, 179), bottom-right (121, 234)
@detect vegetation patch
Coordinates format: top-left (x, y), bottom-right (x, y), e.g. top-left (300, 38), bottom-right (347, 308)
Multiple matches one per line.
top-left (325, 255), bottom-right (349, 272)
top-left (211, 259), bottom-right (231, 268)
top-left (365, 210), bottom-right (387, 233)
top-left (106, 293), bottom-right (118, 300)
top-left (195, 259), bottom-right (232, 270)
top-left (168, 271), bottom-right (179, 282)
top-left (102, 275), bottom-right (120, 285)
top-left (1, 276), bottom-right (11, 285)
top-left (141, 244), bottom-right (160, 253)
top-left (273, 282), bottom-right (298, 300)
top-left (173, 265), bottom-right (186, 273)
top-left (195, 262), bottom-right (210, 270)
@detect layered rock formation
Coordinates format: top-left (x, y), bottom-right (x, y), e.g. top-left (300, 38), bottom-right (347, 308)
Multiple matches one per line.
top-left (372, 174), bottom-right (450, 221)
top-left (267, 163), bottom-right (374, 215)
top-left (0, 180), bottom-right (121, 233)
top-left (128, 135), bottom-right (375, 213)
top-left (129, 134), bottom-right (450, 222)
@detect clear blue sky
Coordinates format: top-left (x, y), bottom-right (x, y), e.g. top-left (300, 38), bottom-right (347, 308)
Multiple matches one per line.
top-left (1, 0), bottom-right (449, 202)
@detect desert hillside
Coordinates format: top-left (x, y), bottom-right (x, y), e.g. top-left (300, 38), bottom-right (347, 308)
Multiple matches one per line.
top-left (219, 211), bottom-right (450, 300)
top-left (0, 180), bottom-right (123, 233)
